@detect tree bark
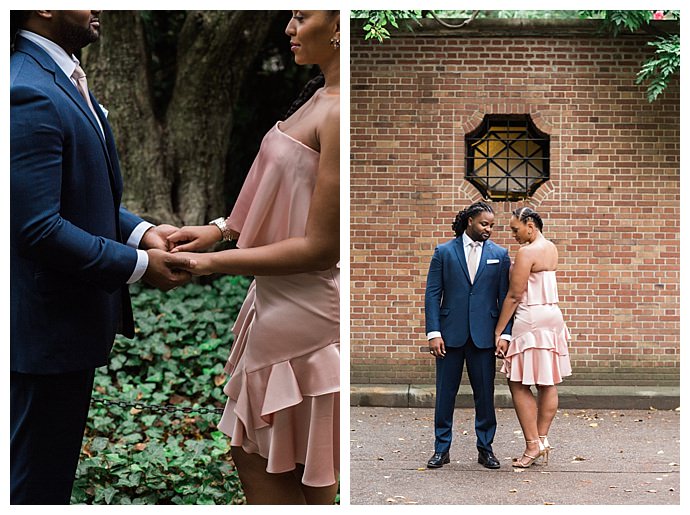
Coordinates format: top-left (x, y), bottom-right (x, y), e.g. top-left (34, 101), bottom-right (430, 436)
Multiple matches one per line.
top-left (166, 10), bottom-right (278, 225)
top-left (84, 10), bottom-right (279, 226)
top-left (84, 11), bottom-right (175, 224)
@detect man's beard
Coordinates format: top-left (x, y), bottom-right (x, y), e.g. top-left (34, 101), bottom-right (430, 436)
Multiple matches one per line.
top-left (59, 23), bottom-right (99, 51)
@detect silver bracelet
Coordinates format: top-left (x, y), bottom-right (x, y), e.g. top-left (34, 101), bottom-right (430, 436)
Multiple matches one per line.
top-left (208, 217), bottom-right (234, 242)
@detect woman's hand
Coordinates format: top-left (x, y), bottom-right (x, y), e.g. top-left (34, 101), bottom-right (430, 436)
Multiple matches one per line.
top-left (495, 337), bottom-right (509, 359)
top-left (167, 225), bottom-right (221, 253)
top-left (172, 252), bottom-right (214, 276)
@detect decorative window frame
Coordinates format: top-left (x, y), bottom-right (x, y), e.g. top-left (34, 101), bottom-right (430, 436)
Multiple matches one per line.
top-left (465, 114), bottom-right (550, 201)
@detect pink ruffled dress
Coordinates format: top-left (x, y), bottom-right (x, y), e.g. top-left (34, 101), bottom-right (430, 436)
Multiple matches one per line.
top-left (501, 271), bottom-right (572, 385)
top-left (217, 122), bottom-right (340, 487)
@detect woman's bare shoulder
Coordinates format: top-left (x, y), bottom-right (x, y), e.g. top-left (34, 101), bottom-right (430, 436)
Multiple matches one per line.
top-left (322, 93), bottom-right (339, 123)
top-left (317, 95), bottom-right (339, 141)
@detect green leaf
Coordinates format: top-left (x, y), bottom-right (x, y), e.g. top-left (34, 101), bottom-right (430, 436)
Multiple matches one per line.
top-left (90, 436), bottom-right (110, 452)
top-left (95, 485), bottom-right (117, 505)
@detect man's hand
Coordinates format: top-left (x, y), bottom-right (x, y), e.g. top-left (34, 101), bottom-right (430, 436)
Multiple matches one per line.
top-left (142, 249), bottom-right (192, 291)
top-left (141, 224), bottom-right (179, 251)
top-left (429, 336), bottom-right (446, 358)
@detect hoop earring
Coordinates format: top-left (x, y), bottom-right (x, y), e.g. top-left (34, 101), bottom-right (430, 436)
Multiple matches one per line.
top-left (330, 37), bottom-right (340, 50)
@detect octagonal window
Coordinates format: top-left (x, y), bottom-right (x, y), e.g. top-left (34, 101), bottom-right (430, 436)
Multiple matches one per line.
top-left (465, 114), bottom-right (550, 201)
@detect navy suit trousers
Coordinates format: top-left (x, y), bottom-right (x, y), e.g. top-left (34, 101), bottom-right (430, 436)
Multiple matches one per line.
top-left (434, 339), bottom-right (496, 454)
top-left (11, 369), bottom-right (95, 504)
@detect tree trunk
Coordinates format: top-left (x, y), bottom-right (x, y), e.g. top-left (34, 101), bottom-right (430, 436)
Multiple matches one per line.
top-left (84, 10), bottom-right (279, 226)
top-left (84, 11), bottom-right (175, 224)
top-left (166, 10), bottom-right (278, 225)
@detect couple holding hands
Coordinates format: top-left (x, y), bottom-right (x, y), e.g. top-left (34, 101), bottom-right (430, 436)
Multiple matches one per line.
top-left (425, 201), bottom-right (572, 471)
top-left (11, 10), bottom-right (340, 505)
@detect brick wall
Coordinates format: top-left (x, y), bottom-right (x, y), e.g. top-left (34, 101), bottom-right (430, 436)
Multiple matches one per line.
top-left (349, 19), bottom-right (680, 386)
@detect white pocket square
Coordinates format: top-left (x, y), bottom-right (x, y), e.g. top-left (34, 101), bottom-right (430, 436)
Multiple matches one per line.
top-left (486, 259), bottom-right (500, 264)
top-left (99, 104), bottom-right (109, 118)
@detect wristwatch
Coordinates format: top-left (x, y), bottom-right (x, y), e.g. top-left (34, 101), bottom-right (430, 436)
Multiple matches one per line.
top-left (208, 217), bottom-right (234, 242)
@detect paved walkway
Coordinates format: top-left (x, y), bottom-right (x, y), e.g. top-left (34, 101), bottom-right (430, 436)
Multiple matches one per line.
top-left (348, 404), bottom-right (680, 505)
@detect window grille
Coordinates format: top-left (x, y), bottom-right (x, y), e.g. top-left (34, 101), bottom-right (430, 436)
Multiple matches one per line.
top-left (465, 114), bottom-right (550, 201)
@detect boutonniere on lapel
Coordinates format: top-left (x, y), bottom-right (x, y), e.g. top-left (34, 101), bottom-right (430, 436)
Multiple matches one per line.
top-left (99, 104), bottom-right (108, 118)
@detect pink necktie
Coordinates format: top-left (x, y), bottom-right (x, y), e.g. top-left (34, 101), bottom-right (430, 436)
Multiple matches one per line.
top-left (468, 241), bottom-right (480, 283)
top-left (71, 64), bottom-right (99, 121)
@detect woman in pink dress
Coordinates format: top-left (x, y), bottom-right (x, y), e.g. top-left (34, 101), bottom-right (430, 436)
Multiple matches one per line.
top-left (166, 10), bottom-right (340, 504)
top-left (494, 207), bottom-right (571, 468)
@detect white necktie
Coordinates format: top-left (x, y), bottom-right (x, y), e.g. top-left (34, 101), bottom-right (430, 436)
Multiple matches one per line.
top-left (468, 241), bottom-right (480, 283)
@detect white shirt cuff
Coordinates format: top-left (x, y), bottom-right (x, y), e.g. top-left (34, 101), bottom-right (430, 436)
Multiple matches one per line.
top-left (127, 249), bottom-right (149, 284)
top-left (427, 331), bottom-right (442, 340)
top-left (127, 221), bottom-right (155, 249)
top-left (500, 334), bottom-right (512, 341)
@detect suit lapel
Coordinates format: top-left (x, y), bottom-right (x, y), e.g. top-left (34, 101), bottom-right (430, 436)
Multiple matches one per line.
top-left (18, 37), bottom-right (122, 213)
top-left (19, 37), bottom-right (106, 145)
top-left (452, 238), bottom-right (472, 283)
top-left (55, 72), bottom-right (121, 204)
top-left (55, 69), bottom-right (106, 143)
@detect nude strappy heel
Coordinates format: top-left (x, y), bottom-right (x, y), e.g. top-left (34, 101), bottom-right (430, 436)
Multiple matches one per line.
top-left (512, 439), bottom-right (545, 468)
top-left (539, 435), bottom-right (552, 465)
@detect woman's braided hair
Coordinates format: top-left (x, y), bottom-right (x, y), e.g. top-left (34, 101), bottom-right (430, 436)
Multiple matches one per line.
top-left (513, 206), bottom-right (544, 232)
top-left (283, 72), bottom-right (325, 119)
top-left (452, 201), bottom-right (494, 236)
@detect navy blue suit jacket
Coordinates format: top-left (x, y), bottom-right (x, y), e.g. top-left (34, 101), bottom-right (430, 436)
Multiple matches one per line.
top-left (425, 237), bottom-right (512, 349)
top-left (10, 36), bottom-right (143, 374)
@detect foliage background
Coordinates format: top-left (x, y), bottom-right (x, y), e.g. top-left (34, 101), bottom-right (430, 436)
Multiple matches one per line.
top-left (72, 276), bottom-right (251, 504)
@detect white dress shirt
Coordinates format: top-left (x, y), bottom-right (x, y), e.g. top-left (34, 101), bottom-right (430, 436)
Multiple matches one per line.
top-left (427, 232), bottom-right (511, 342)
top-left (19, 30), bottom-right (152, 284)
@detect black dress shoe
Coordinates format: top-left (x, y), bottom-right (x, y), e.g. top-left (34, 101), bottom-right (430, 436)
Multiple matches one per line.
top-left (427, 451), bottom-right (450, 468)
top-left (478, 449), bottom-right (500, 469)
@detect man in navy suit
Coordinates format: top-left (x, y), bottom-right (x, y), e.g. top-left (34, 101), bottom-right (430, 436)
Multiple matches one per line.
top-left (424, 201), bottom-right (512, 469)
top-left (10, 11), bottom-right (192, 504)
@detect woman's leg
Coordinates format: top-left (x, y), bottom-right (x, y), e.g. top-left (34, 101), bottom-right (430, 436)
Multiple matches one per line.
top-left (536, 385), bottom-right (559, 437)
top-left (292, 464), bottom-right (339, 505)
top-left (231, 446), bottom-right (306, 504)
top-left (294, 463), bottom-right (338, 505)
top-left (508, 381), bottom-right (541, 458)
top-left (301, 483), bottom-right (339, 505)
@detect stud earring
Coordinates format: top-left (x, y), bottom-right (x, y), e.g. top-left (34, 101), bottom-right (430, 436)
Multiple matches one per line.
top-left (330, 37), bottom-right (340, 50)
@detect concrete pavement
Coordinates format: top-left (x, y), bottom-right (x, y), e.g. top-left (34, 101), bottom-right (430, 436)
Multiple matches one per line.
top-left (349, 387), bottom-right (680, 505)
top-left (351, 384), bottom-right (680, 410)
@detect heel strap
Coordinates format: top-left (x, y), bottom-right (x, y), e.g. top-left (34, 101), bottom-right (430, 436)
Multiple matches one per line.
top-left (525, 439), bottom-right (540, 444)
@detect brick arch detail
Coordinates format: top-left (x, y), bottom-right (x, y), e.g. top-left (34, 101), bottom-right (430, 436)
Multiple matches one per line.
top-left (459, 106), bottom-right (559, 207)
